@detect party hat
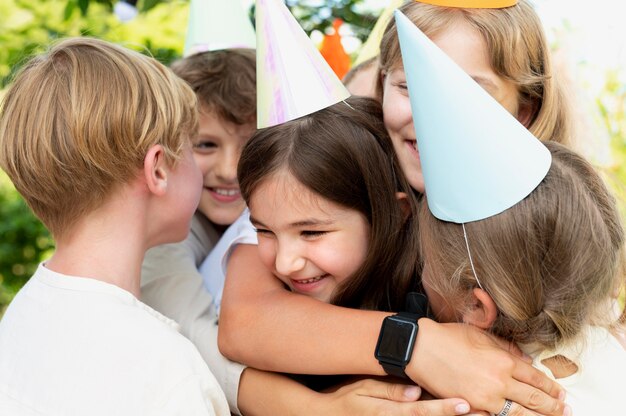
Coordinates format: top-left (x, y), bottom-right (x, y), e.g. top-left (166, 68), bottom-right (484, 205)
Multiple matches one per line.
top-left (256, 0), bottom-right (351, 128)
top-left (354, 0), bottom-right (405, 66)
top-left (415, 0), bottom-right (517, 8)
top-left (319, 19), bottom-right (352, 80)
top-left (394, 10), bottom-right (550, 223)
top-left (183, 0), bottom-right (256, 57)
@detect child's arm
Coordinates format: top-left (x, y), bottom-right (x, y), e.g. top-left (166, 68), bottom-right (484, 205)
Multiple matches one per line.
top-left (219, 244), bottom-right (567, 416)
top-left (237, 368), bottom-right (470, 416)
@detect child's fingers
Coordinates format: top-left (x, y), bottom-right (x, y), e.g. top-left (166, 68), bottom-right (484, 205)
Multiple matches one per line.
top-left (504, 377), bottom-right (569, 416)
top-left (401, 398), bottom-right (472, 416)
top-left (512, 360), bottom-right (566, 401)
top-left (346, 378), bottom-right (423, 402)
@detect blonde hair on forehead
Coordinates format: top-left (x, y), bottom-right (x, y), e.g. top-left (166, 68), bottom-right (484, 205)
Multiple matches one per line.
top-left (419, 142), bottom-right (625, 350)
top-left (0, 37), bottom-right (198, 239)
top-left (378, 0), bottom-right (573, 146)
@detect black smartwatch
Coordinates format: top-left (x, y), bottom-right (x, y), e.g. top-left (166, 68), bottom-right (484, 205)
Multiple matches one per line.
top-left (374, 293), bottom-right (430, 378)
top-left (374, 312), bottom-right (420, 378)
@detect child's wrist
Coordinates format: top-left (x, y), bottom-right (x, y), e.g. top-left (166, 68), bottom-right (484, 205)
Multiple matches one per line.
top-left (405, 317), bottom-right (437, 385)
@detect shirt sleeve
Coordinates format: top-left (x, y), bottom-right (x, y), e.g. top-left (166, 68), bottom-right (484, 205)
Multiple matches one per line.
top-left (186, 310), bottom-right (246, 414)
top-left (199, 209), bottom-right (258, 314)
top-left (155, 372), bottom-right (231, 416)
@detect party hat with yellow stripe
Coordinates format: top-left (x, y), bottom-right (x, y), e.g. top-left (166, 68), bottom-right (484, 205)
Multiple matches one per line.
top-left (354, 0), bottom-right (405, 66)
top-left (184, 0), bottom-right (256, 57)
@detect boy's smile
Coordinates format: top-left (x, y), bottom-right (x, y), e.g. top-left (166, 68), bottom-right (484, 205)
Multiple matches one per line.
top-left (193, 110), bottom-right (255, 226)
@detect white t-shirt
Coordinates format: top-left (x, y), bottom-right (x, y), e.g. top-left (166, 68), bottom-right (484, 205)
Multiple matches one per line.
top-left (142, 212), bottom-right (246, 413)
top-left (200, 209), bottom-right (257, 313)
top-left (0, 264), bottom-right (230, 416)
top-left (528, 326), bottom-right (626, 415)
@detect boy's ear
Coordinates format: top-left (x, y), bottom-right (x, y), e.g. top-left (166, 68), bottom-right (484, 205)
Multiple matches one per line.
top-left (462, 288), bottom-right (498, 330)
top-left (144, 144), bottom-right (168, 196)
top-left (395, 192), bottom-right (411, 221)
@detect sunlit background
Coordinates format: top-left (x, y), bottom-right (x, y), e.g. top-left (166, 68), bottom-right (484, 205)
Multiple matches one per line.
top-left (1, 0), bottom-right (625, 312)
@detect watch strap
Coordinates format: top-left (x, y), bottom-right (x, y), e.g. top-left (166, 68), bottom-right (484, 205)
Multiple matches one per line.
top-left (381, 362), bottom-right (409, 379)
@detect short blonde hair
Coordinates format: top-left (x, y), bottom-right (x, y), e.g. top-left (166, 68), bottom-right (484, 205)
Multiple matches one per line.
top-left (0, 37), bottom-right (198, 239)
top-left (420, 142), bottom-right (625, 350)
top-left (378, 0), bottom-right (573, 147)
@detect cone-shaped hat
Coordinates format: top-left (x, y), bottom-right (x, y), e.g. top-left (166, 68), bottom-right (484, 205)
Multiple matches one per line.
top-left (354, 0), bottom-right (405, 66)
top-left (256, 0), bottom-right (350, 128)
top-left (394, 10), bottom-right (551, 223)
top-left (184, 0), bottom-right (256, 57)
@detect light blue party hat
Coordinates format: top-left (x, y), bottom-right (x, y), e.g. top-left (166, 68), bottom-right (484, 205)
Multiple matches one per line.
top-left (183, 0), bottom-right (256, 57)
top-left (394, 10), bottom-right (551, 223)
top-left (256, 0), bottom-right (351, 128)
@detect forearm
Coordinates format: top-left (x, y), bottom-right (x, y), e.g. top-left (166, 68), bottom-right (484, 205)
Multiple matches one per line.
top-left (237, 369), bottom-right (319, 416)
top-left (218, 244), bottom-right (390, 375)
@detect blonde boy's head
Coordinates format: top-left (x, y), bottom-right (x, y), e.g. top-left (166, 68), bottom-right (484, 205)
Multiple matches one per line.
top-left (0, 37), bottom-right (198, 239)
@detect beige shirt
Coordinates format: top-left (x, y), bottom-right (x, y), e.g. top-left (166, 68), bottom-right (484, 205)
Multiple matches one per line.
top-left (0, 264), bottom-right (230, 416)
top-left (142, 213), bottom-right (246, 413)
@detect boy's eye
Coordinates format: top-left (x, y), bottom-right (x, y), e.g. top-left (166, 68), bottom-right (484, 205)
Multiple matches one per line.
top-left (193, 140), bottom-right (218, 153)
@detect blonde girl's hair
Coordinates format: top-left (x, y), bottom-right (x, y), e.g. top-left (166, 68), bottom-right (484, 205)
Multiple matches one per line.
top-left (378, 0), bottom-right (573, 146)
top-left (419, 141), bottom-right (625, 350)
top-left (0, 37), bottom-right (198, 239)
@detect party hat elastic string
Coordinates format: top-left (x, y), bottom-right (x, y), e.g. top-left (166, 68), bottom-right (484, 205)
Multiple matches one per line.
top-left (462, 224), bottom-right (485, 291)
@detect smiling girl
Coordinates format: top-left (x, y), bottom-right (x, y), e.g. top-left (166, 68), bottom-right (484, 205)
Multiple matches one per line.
top-left (239, 96), bottom-right (420, 312)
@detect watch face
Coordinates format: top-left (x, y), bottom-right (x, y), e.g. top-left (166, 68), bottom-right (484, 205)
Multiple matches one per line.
top-left (376, 316), bottom-right (417, 364)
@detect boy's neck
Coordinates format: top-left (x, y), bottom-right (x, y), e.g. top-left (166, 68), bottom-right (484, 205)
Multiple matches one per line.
top-left (46, 190), bottom-right (151, 299)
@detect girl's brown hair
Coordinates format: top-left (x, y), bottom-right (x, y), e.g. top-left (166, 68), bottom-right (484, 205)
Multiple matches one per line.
top-left (378, 0), bottom-right (573, 146)
top-left (238, 96), bottom-right (421, 311)
top-left (419, 141), bottom-right (625, 349)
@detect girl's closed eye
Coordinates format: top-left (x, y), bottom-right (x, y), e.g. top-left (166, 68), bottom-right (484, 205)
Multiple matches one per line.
top-left (254, 227), bottom-right (274, 237)
top-left (300, 230), bottom-right (329, 238)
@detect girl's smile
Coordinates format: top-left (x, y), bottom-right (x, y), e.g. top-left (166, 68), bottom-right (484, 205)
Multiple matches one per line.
top-left (248, 170), bottom-right (370, 303)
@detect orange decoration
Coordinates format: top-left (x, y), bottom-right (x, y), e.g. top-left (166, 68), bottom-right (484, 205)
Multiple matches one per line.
top-left (319, 19), bottom-right (351, 80)
top-left (415, 0), bottom-right (517, 8)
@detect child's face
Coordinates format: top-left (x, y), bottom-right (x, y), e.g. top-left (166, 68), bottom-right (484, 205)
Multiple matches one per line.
top-left (249, 171), bottom-right (370, 303)
top-left (192, 110), bottom-right (256, 226)
top-left (382, 20), bottom-right (521, 194)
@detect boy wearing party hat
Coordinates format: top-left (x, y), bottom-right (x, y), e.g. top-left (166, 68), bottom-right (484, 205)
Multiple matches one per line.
top-left (0, 37), bottom-right (229, 416)
top-left (140, 0), bottom-right (256, 413)
top-left (395, 9), bottom-right (625, 414)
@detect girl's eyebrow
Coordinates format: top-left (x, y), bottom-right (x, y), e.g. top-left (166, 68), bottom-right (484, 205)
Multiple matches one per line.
top-left (289, 219), bottom-right (334, 228)
top-left (249, 216), bottom-right (333, 229)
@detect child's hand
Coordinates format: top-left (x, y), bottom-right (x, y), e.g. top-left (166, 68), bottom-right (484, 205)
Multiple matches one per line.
top-left (407, 319), bottom-right (570, 416)
top-left (314, 378), bottom-right (471, 416)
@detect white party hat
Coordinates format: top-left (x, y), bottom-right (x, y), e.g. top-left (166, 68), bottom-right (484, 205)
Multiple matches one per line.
top-left (256, 0), bottom-right (351, 128)
top-left (184, 0), bottom-right (256, 57)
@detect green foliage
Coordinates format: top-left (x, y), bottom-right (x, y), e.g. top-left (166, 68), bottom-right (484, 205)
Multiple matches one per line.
top-left (0, 0), bottom-right (189, 89)
top-left (0, 172), bottom-right (55, 316)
